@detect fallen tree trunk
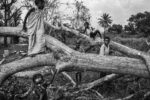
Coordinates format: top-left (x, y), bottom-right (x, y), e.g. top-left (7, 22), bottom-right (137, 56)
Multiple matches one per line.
top-left (0, 53), bottom-right (56, 85)
top-left (56, 53), bottom-right (149, 78)
top-left (0, 49), bottom-right (149, 85)
top-left (0, 26), bottom-right (150, 85)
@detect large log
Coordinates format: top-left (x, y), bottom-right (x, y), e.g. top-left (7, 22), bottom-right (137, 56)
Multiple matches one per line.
top-left (0, 53), bottom-right (56, 84)
top-left (0, 25), bottom-right (150, 85)
top-left (0, 50), bottom-right (149, 85)
top-left (56, 53), bottom-right (149, 78)
top-left (0, 35), bottom-right (148, 84)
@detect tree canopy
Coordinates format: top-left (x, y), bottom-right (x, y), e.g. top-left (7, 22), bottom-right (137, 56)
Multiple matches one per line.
top-left (126, 11), bottom-right (150, 36)
top-left (98, 13), bottom-right (112, 31)
top-left (108, 24), bottom-right (123, 34)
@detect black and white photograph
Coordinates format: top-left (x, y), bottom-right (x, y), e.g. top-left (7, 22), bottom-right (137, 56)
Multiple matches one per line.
top-left (0, 0), bottom-right (150, 100)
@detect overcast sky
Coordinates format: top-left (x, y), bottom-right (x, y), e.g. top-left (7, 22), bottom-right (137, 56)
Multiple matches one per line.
top-left (60, 0), bottom-right (150, 29)
top-left (19, 0), bottom-right (150, 30)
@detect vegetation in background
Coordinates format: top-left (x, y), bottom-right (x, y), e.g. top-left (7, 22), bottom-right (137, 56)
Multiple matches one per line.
top-left (127, 11), bottom-right (150, 37)
top-left (73, 0), bottom-right (90, 29)
top-left (108, 24), bottom-right (123, 34)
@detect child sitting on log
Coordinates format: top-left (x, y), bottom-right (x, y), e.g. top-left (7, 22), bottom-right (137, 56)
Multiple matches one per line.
top-left (100, 36), bottom-right (110, 56)
top-left (22, 0), bottom-right (46, 57)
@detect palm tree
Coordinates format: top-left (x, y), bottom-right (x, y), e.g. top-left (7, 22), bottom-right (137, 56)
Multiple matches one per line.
top-left (98, 13), bottom-right (112, 35)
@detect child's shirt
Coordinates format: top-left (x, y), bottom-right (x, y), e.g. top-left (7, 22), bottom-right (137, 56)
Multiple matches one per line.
top-left (100, 44), bottom-right (110, 56)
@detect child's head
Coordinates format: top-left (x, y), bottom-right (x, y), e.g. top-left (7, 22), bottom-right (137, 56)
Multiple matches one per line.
top-left (35, 0), bottom-right (45, 10)
top-left (104, 36), bottom-right (110, 46)
top-left (33, 74), bottom-right (44, 85)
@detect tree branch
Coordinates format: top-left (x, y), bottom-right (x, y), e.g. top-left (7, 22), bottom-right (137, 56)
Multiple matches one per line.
top-left (0, 53), bottom-right (57, 85)
top-left (62, 72), bottom-right (76, 86)
top-left (79, 74), bottom-right (120, 91)
top-left (14, 66), bottom-right (52, 78)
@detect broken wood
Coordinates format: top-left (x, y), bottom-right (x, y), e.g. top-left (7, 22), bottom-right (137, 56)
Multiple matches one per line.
top-left (79, 74), bottom-right (120, 91)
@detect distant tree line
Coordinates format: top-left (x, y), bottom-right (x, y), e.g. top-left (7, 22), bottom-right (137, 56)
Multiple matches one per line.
top-left (99, 11), bottom-right (150, 37)
top-left (125, 11), bottom-right (150, 37)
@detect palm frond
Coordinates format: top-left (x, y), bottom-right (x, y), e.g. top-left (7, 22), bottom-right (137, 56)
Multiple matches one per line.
top-left (98, 13), bottom-right (112, 28)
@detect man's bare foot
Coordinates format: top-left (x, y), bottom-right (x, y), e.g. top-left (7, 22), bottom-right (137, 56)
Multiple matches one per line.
top-left (28, 54), bottom-right (36, 57)
top-left (28, 52), bottom-right (45, 57)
